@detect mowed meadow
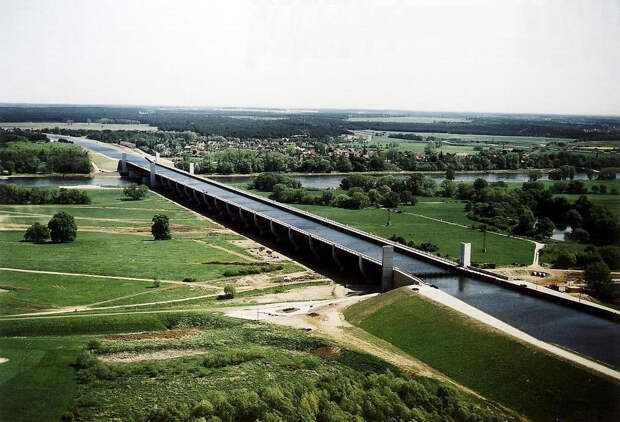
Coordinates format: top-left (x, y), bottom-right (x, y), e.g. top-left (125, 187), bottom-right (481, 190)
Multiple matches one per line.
top-left (0, 188), bottom-right (306, 315)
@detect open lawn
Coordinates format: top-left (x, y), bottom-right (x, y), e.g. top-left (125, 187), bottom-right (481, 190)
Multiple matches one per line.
top-left (0, 187), bottom-right (305, 315)
top-left (368, 133), bottom-right (479, 154)
top-left (0, 271), bottom-right (205, 315)
top-left (345, 289), bottom-right (620, 422)
top-left (294, 203), bottom-right (535, 265)
top-left (0, 122), bottom-right (157, 131)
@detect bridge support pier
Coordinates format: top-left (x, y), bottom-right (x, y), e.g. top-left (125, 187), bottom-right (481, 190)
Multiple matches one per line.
top-left (358, 255), bottom-right (368, 280)
top-left (308, 236), bottom-right (320, 261)
top-left (381, 245), bottom-right (394, 292)
top-left (239, 209), bottom-right (249, 228)
top-left (459, 242), bottom-right (471, 267)
top-left (254, 214), bottom-right (267, 235)
top-left (288, 228), bottom-right (300, 251)
top-left (331, 245), bottom-right (344, 272)
top-left (270, 221), bottom-right (281, 242)
top-left (121, 152), bottom-right (127, 173)
top-left (149, 162), bottom-right (158, 187)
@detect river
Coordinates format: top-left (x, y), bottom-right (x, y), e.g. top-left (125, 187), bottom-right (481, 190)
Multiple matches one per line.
top-left (211, 171), bottom-right (602, 189)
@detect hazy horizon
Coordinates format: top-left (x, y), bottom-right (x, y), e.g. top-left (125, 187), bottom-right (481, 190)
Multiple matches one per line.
top-left (2, 0), bottom-right (619, 115)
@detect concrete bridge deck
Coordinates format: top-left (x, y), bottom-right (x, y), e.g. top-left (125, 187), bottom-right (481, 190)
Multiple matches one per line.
top-left (48, 135), bottom-right (620, 368)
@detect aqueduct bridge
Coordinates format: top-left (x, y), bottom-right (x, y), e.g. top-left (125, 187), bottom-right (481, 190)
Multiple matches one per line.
top-left (50, 135), bottom-right (619, 367)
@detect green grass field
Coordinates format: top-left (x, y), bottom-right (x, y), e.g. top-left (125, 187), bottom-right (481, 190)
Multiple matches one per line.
top-left (345, 289), bottom-right (620, 422)
top-left (0, 188), bottom-right (305, 315)
top-left (0, 122), bottom-right (157, 131)
top-left (294, 201), bottom-right (535, 265)
top-left (0, 311), bottom-right (518, 422)
top-left (368, 133), bottom-right (479, 154)
top-left (376, 131), bottom-right (573, 145)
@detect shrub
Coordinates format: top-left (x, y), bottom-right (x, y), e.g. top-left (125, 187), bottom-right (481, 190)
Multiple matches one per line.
top-left (151, 214), bottom-right (171, 240)
top-left (24, 222), bottom-right (50, 243)
top-left (223, 285), bottom-right (236, 299)
top-left (183, 277), bottom-right (197, 283)
top-left (122, 183), bottom-right (148, 200)
top-left (48, 212), bottom-right (77, 243)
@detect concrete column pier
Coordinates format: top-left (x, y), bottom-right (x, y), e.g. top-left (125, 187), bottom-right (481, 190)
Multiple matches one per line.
top-left (331, 245), bottom-right (344, 272)
top-left (189, 162), bottom-right (195, 175)
top-left (270, 220), bottom-right (281, 242)
top-left (358, 255), bottom-right (368, 280)
top-left (381, 245), bottom-right (394, 292)
top-left (459, 242), bottom-right (471, 267)
top-left (121, 152), bottom-right (127, 173)
top-left (149, 162), bottom-right (157, 187)
top-left (288, 228), bottom-right (300, 251)
top-left (253, 213), bottom-right (266, 235)
top-left (308, 236), bottom-right (320, 261)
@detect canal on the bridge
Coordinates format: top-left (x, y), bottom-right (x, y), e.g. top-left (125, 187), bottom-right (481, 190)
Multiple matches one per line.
top-left (46, 135), bottom-right (620, 367)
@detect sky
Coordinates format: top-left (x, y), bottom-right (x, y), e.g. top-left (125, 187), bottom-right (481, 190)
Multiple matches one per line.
top-left (1, 0), bottom-right (619, 115)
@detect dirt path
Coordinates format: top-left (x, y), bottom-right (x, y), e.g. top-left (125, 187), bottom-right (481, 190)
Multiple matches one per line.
top-left (0, 267), bottom-right (217, 288)
top-left (415, 284), bottom-right (620, 380)
top-left (192, 239), bottom-right (260, 262)
top-left (403, 211), bottom-right (543, 265)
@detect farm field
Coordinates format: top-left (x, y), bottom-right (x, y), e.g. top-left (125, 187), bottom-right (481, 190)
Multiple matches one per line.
top-left (345, 288), bottom-right (620, 422)
top-left (0, 122), bottom-right (158, 131)
top-left (356, 130), bottom-right (573, 146)
top-left (294, 201), bottom-right (535, 266)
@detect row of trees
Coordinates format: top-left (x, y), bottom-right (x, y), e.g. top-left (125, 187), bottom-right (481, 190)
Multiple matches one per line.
top-left (0, 184), bottom-right (90, 205)
top-left (24, 212), bottom-right (77, 243)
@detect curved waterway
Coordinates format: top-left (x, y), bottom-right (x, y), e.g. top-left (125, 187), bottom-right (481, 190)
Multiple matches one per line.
top-left (43, 135), bottom-right (619, 367)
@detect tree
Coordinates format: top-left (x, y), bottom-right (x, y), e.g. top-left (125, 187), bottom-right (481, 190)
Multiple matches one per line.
top-left (445, 168), bottom-right (455, 180)
top-left (570, 228), bottom-right (590, 243)
top-left (473, 178), bottom-right (488, 191)
top-left (48, 212), bottom-right (77, 243)
top-left (536, 217), bottom-right (555, 238)
top-left (381, 191), bottom-right (400, 208)
top-left (513, 207), bottom-right (535, 236)
top-left (584, 262), bottom-right (611, 288)
top-left (151, 214), bottom-right (171, 240)
top-left (123, 183), bottom-right (148, 200)
top-left (566, 209), bottom-right (582, 228)
top-left (598, 246), bottom-right (620, 270)
top-left (24, 222), bottom-right (50, 243)
top-left (223, 284), bottom-right (236, 299)
top-left (554, 252), bottom-right (577, 269)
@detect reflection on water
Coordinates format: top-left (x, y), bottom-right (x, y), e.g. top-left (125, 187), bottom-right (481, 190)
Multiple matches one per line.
top-left (0, 177), bottom-right (131, 187)
top-left (424, 274), bottom-right (620, 367)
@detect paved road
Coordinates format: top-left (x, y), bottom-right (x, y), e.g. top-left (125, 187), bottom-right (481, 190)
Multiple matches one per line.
top-left (47, 135), bottom-right (620, 368)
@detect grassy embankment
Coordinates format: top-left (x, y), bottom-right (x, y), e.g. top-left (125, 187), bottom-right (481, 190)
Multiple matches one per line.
top-left (0, 311), bottom-right (520, 422)
top-left (345, 288), bottom-right (620, 422)
top-left (0, 188), bottom-right (305, 315)
top-left (294, 201), bottom-right (534, 266)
